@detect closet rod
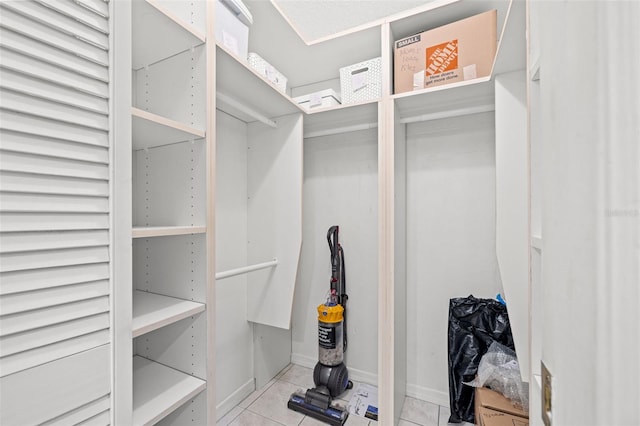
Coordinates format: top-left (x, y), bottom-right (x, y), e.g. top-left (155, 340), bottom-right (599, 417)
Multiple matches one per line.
top-left (216, 259), bottom-right (278, 280)
top-left (399, 104), bottom-right (494, 124)
top-left (304, 122), bottom-right (378, 139)
top-left (216, 92), bottom-right (277, 128)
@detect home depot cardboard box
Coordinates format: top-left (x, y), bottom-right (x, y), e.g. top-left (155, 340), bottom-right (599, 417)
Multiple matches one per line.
top-left (475, 387), bottom-right (529, 426)
top-left (394, 10), bottom-right (497, 94)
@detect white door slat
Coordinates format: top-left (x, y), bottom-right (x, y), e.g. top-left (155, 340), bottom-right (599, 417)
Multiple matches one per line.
top-left (0, 330), bottom-right (109, 378)
top-left (0, 130), bottom-right (109, 162)
top-left (0, 7), bottom-right (109, 66)
top-left (0, 345), bottom-right (110, 424)
top-left (1, 1), bottom-right (109, 50)
top-left (0, 192), bottom-right (109, 214)
top-left (0, 246), bottom-right (109, 273)
top-left (0, 47), bottom-right (109, 96)
top-left (0, 30), bottom-right (109, 83)
top-left (0, 68), bottom-right (109, 115)
top-left (1, 89), bottom-right (109, 131)
top-left (36, 0), bottom-right (109, 34)
top-left (76, 410), bottom-right (110, 426)
top-left (41, 395), bottom-right (110, 426)
top-left (0, 151), bottom-right (109, 180)
top-left (0, 230), bottom-right (109, 254)
top-left (0, 212), bottom-right (109, 233)
top-left (0, 312), bottom-right (109, 356)
top-left (0, 171), bottom-right (109, 197)
top-left (0, 281), bottom-right (109, 315)
top-left (74, 0), bottom-right (109, 19)
top-left (0, 263), bottom-right (110, 295)
top-left (0, 296), bottom-right (110, 336)
top-left (0, 110), bottom-right (108, 148)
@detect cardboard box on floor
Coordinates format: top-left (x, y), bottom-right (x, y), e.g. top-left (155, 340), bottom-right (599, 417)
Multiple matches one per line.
top-left (475, 387), bottom-right (529, 426)
top-left (393, 9), bottom-right (497, 94)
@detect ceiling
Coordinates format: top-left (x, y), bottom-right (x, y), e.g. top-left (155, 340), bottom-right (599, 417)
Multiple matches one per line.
top-left (270, 0), bottom-right (430, 43)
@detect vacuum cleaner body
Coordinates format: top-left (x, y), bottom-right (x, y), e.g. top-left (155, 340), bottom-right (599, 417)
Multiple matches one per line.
top-left (288, 226), bottom-right (351, 425)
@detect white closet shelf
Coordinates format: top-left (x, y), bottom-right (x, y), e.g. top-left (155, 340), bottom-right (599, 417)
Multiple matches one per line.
top-left (394, 77), bottom-right (495, 121)
top-left (389, 0), bottom-right (523, 77)
top-left (132, 0), bottom-right (205, 70)
top-left (304, 101), bottom-right (379, 138)
top-left (132, 108), bottom-right (205, 150)
top-left (390, 0), bottom-right (525, 120)
top-left (216, 44), bottom-right (304, 123)
top-left (133, 356), bottom-right (206, 426)
top-left (132, 291), bottom-right (205, 338)
top-left (132, 226), bottom-right (206, 239)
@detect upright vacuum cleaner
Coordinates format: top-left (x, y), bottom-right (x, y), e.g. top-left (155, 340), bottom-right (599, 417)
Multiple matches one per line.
top-left (288, 226), bottom-right (352, 425)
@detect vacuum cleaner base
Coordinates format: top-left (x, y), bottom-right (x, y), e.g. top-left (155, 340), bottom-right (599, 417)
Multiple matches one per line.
top-left (287, 389), bottom-right (349, 426)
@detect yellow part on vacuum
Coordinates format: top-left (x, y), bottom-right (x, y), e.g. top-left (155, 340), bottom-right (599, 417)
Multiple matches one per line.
top-left (317, 303), bottom-right (344, 323)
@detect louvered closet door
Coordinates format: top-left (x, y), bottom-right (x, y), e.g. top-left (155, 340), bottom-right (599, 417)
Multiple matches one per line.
top-left (0, 1), bottom-right (112, 425)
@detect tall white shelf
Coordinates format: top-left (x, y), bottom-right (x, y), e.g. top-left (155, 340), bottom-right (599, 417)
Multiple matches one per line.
top-left (129, 1), bottom-right (213, 425)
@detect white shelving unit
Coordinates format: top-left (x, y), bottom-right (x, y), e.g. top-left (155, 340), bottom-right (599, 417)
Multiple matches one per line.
top-left (132, 291), bottom-right (205, 338)
top-left (132, 356), bottom-right (206, 426)
top-left (128, 0), bottom-right (213, 424)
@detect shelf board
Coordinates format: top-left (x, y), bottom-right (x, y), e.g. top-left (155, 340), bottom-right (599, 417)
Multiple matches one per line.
top-left (393, 77), bottom-right (495, 121)
top-left (132, 226), bottom-right (206, 239)
top-left (132, 0), bottom-right (205, 70)
top-left (132, 291), bottom-right (205, 338)
top-left (132, 108), bottom-right (205, 150)
top-left (133, 356), bottom-right (206, 426)
top-left (303, 100), bottom-right (379, 138)
top-left (216, 44), bottom-right (304, 123)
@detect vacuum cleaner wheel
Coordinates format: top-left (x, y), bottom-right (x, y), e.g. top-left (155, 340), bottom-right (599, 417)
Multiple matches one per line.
top-left (314, 362), bottom-right (349, 397)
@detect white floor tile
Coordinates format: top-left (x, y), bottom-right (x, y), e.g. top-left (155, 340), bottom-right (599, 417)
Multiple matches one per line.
top-left (438, 406), bottom-right (450, 426)
top-left (217, 406), bottom-right (244, 426)
top-left (238, 378), bottom-right (276, 409)
top-left (279, 364), bottom-right (316, 389)
top-left (247, 380), bottom-right (305, 426)
top-left (229, 410), bottom-right (283, 426)
top-left (400, 397), bottom-right (439, 426)
top-left (399, 420), bottom-right (422, 426)
top-left (275, 363), bottom-right (294, 380)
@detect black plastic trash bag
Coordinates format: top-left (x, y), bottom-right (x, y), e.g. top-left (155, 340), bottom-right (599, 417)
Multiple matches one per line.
top-left (447, 295), bottom-right (515, 423)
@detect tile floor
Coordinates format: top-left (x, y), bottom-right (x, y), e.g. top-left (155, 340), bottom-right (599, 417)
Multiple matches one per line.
top-left (217, 364), bottom-right (474, 426)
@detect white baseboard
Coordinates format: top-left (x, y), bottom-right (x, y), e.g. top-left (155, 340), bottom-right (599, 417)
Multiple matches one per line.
top-left (216, 378), bottom-right (255, 420)
top-left (290, 352), bottom-right (377, 386)
top-left (405, 383), bottom-right (450, 408)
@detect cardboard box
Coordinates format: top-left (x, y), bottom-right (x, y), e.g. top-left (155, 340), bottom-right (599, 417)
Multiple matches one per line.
top-left (293, 89), bottom-right (341, 110)
top-left (475, 387), bottom-right (528, 426)
top-left (339, 57), bottom-right (382, 104)
top-left (215, 0), bottom-right (250, 59)
top-left (394, 10), bottom-right (497, 94)
top-left (248, 53), bottom-right (288, 93)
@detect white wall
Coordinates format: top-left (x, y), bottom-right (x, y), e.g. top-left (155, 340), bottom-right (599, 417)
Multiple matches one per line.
top-left (405, 112), bottom-right (501, 405)
top-left (215, 111), bottom-right (253, 412)
top-left (535, 2), bottom-right (640, 425)
top-left (292, 128), bottom-right (378, 383)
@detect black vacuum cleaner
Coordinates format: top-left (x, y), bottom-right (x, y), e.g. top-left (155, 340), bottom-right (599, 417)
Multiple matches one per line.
top-left (288, 226), bottom-right (352, 425)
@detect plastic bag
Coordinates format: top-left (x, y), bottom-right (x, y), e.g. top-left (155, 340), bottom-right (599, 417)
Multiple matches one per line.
top-left (447, 295), bottom-right (515, 423)
top-left (465, 341), bottom-right (529, 412)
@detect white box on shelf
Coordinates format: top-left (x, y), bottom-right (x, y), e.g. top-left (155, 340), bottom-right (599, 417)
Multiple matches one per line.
top-left (247, 52), bottom-right (288, 93)
top-left (339, 57), bottom-right (382, 104)
top-left (293, 89), bottom-right (341, 110)
top-left (215, 0), bottom-right (250, 59)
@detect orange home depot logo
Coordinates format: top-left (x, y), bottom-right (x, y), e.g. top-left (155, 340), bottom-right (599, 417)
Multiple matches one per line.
top-left (426, 40), bottom-right (458, 75)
